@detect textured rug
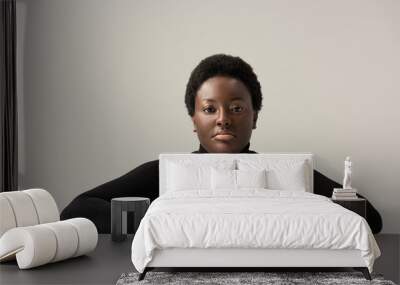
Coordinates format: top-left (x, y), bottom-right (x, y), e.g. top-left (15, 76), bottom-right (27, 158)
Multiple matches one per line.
top-left (116, 271), bottom-right (396, 285)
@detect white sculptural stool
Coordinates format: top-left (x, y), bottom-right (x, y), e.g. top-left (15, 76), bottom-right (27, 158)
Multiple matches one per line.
top-left (0, 189), bottom-right (98, 269)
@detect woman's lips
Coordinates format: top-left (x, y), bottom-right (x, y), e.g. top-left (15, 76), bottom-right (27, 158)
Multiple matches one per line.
top-left (213, 133), bottom-right (235, 141)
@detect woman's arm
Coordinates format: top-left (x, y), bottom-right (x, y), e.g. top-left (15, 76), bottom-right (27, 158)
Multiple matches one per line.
top-left (60, 160), bottom-right (159, 233)
top-left (313, 170), bottom-right (383, 234)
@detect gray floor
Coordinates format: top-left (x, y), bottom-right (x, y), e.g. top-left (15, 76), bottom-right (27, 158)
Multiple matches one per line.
top-left (0, 234), bottom-right (399, 285)
top-left (374, 234), bottom-right (400, 284)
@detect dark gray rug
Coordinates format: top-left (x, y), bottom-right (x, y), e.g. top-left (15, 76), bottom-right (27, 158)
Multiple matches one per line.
top-left (116, 271), bottom-right (397, 285)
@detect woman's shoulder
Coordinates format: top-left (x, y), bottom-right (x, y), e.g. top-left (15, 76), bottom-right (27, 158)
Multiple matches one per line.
top-left (122, 159), bottom-right (159, 177)
top-left (136, 159), bottom-right (159, 169)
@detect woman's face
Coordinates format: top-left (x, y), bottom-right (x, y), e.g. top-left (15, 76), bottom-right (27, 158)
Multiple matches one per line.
top-left (192, 76), bottom-right (257, 153)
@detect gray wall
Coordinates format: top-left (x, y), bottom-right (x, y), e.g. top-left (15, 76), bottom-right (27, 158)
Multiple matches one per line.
top-left (17, 0), bottom-right (400, 233)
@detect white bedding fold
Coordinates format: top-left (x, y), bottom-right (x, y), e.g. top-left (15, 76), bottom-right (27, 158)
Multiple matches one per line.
top-left (131, 190), bottom-right (380, 273)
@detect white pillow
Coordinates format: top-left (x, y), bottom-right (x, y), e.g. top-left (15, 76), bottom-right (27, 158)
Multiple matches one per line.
top-left (167, 163), bottom-right (210, 191)
top-left (237, 169), bottom-right (267, 189)
top-left (211, 168), bottom-right (267, 190)
top-left (211, 168), bottom-right (236, 190)
top-left (266, 162), bottom-right (306, 191)
top-left (167, 160), bottom-right (235, 192)
top-left (238, 159), bottom-right (307, 191)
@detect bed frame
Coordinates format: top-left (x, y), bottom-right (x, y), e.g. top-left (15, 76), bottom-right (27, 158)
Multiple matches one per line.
top-left (139, 248), bottom-right (371, 280)
top-left (137, 153), bottom-right (372, 281)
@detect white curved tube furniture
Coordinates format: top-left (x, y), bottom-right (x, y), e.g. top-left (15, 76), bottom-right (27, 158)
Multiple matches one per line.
top-left (0, 189), bottom-right (98, 269)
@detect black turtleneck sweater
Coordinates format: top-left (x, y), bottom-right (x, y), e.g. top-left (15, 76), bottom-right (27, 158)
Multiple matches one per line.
top-left (61, 144), bottom-right (382, 234)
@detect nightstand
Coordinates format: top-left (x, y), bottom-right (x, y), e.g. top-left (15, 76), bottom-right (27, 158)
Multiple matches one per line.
top-left (331, 197), bottom-right (366, 218)
top-left (111, 197), bottom-right (150, 242)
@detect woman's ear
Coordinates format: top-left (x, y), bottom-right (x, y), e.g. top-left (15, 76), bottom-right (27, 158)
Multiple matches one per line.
top-left (191, 116), bottom-right (197, 132)
top-left (252, 112), bottom-right (258, 129)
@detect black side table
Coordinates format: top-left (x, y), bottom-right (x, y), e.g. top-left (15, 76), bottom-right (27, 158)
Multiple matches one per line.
top-left (331, 197), bottom-right (367, 218)
top-left (111, 197), bottom-right (150, 242)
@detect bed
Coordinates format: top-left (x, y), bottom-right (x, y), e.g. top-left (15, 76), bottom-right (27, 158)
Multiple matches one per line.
top-left (131, 153), bottom-right (380, 280)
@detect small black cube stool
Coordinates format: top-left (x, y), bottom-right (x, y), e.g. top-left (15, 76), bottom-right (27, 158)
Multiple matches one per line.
top-left (111, 197), bottom-right (150, 242)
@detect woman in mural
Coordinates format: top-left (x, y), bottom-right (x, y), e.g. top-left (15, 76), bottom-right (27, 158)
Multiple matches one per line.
top-left (61, 54), bottom-right (382, 234)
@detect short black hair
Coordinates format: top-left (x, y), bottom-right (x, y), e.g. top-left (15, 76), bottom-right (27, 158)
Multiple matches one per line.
top-left (185, 54), bottom-right (263, 117)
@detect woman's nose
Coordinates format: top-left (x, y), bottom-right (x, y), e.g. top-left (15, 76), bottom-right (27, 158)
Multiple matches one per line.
top-left (216, 109), bottom-right (231, 128)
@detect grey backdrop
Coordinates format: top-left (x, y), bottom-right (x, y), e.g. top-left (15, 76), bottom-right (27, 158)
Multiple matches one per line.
top-left (16, 0), bottom-right (400, 233)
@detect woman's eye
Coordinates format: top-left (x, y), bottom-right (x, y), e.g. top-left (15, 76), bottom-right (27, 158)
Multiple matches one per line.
top-left (231, 106), bottom-right (243, 113)
top-left (203, 107), bottom-right (216, 113)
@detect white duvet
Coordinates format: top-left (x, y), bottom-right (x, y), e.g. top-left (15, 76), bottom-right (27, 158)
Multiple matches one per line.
top-left (131, 190), bottom-right (380, 273)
